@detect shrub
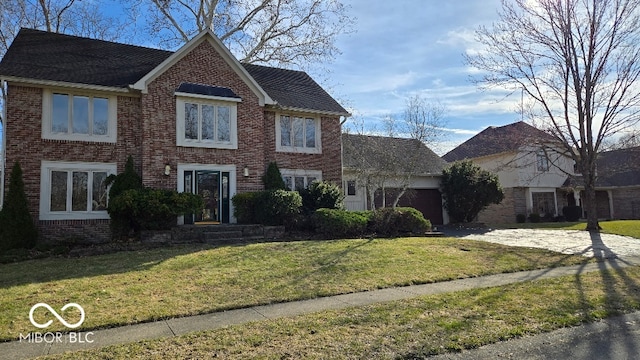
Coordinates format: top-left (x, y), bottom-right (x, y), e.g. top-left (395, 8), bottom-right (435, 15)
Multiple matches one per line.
top-left (105, 155), bottom-right (143, 199)
top-left (0, 162), bottom-right (38, 250)
top-left (254, 190), bottom-right (302, 226)
top-left (528, 213), bottom-right (541, 223)
top-left (107, 188), bottom-right (203, 235)
top-left (300, 180), bottom-right (344, 213)
top-left (516, 214), bottom-right (526, 223)
top-left (370, 207), bottom-right (431, 236)
top-left (312, 208), bottom-right (371, 238)
top-left (441, 160), bottom-right (504, 223)
top-left (262, 162), bottom-right (287, 190)
top-left (562, 205), bottom-right (582, 222)
top-left (232, 192), bottom-right (260, 224)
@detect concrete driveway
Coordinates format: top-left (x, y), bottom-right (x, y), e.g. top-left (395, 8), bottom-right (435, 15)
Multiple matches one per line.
top-left (453, 228), bottom-right (640, 262)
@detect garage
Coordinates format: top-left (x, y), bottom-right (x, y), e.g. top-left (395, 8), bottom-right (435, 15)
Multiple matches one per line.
top-left (374, 188), bottom-right (444, 225)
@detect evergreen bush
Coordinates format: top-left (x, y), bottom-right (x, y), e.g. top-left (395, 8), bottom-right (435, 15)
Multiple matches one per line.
top-left (370, 207), bottom-right (431, 236)
top-left (300, 180), bottom-right (344, 213)
top-left (254, 190), bottom-right (302, 226)
top-left (0, 162), bottom-right (38, 250)
top-left (562, 205), bottom-right (582, 222)
top-left (312, 208), bottom-right (371, 237)
top-left (262, 162), bottom-right (287, 190)
top-left (232, 192), bottom-right (260, 224)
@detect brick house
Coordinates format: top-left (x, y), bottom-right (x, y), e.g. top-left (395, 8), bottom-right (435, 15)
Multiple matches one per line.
top-left (443, 121), bottom-right (640, 223)
top-left (0, 28), bottom-right (349, 243)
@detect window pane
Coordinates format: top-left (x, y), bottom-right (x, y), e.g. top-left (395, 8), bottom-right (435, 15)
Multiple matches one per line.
top-left (283, 176), bottom-right (293, 191)
top-left (217, 106), bottom-right (231, 142)
top-left (292, 117), bottom-right (304, 147)
top-left (92, 172), bottom-right (108, 211)
top-left (305, 118), bottom-right (316, 148)
top-left (72, 96), bottom-right (89, 134)
top-left (184, 103), bottom-right (198, 140)
top-left (50, 171), bottom-right (67, 211)
top-left (52, 94), bottom-right (69, 133)
top-left (72, 171), bottom-right (88, 211)
top-left (200, 104), bottom-right (214, 140)
top-left (93, 98), bottom-right (109, 135)
top-left (280, 116), bottom-right (291, 147)
top-left (347, 180), bottom-right (357, 196)
top-left (294, 176), bottom-right (305, 190)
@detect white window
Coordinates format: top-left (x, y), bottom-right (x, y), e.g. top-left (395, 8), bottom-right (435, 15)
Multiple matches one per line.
top-left (176, 97), bottom-right (238, 149)
top-left (536, 150), bottom-right (549, 171)
top-left (276, 115), bottom-right (321, 154)
top-left (531, 191), bottom-right (556, 216)
top-left (40, 161), bottom-right (116, 220)
top-left (281, 169), bottom-right (322, 191)
top-left (42, 89), bottom-right (117, 142)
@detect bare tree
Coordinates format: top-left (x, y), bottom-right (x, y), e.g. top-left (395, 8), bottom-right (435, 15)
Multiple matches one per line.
top-left (467, 0), bottom-right (640, 231)
top-left (128, 0), bottom-right (354, 67)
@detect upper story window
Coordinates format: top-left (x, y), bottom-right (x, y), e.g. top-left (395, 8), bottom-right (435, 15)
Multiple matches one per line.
top-left (536, 150), bottom-right (549, 172)
top-left (176, 97), bottom-right (239, 149)
top-left (276, 115), bottom-right (321, 154)
top-left (42, 89), bottom-right (117, 143)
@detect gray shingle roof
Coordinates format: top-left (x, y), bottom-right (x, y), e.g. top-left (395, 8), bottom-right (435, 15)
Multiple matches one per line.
top-left (595, 146), bottom-right (640, 187)
top-left (176, 82), bottom-right (240, 99)
top-left (342, 133), bottom-right (447, 175)
top-left (0, 28), bottom-right (346, 114)
top-left (0, 28), bottom-right (172, 87)
top-left (242, 63), bottom-right (348, 115)
top-left (443, 121), bottom-right (557, 162)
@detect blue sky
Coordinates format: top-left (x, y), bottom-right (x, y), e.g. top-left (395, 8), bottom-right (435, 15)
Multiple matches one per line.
top-left (330, 0), bottom-right (518, 154)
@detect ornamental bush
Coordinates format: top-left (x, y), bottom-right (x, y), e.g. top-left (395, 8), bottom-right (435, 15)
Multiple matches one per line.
top-left (254, 190), bottom-right (302, 226)
top-left (107, 188), bottom-right (203, 236)
top-left (370, 207), bottom-right (431, 236)
top-left (232, 192), bottom-right (261, 224)
top-left (262, 162), bottom-right (287, 190)
top-left (312, 208), bottom-right (372, 238)
top-left (300, 180), bottom-right (344, 213)
top-left (0, 162), bottom-right (38, 250)
top-left (562, 205), bottom-right (582, 222)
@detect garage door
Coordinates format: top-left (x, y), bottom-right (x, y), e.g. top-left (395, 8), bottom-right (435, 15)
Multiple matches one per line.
top-left (374, 188), bottom-right (444, 225)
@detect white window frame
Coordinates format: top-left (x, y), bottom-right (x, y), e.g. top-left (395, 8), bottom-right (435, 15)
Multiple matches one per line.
top-left (280, 169), bottom-right (322, 190)
top-left (40, 161), bottom-right (116, 220)
top-left (42, 89), bottom-right (117, 143)
top-left (536, 150), bottom-right (550, 172)
top-left (275, 114), bottom-right (322, 154)
top-left (176, 96), bottom-right (239, 149)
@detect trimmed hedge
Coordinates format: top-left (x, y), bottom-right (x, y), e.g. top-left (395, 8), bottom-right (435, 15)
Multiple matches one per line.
top-left (312, 208), bottom-right (372, 237)
top-left (370, 207), bottom-right (431, 236)
top-left (300, 180), bottom-right (344, 213)
top-left (232, 190), bottom-right (302, 226)
top-left (108, 188), bottom-right (203, 235)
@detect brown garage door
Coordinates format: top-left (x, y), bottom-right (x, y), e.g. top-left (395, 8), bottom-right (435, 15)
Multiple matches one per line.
top-left (374, 188), bottom-right (444, 225)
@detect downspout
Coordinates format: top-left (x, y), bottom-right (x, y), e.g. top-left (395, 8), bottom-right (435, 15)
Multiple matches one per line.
top-left (0, 79), bottom-right (6, 209)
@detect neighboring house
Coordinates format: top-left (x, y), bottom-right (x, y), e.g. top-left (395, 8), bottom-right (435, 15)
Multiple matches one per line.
top-left (443, 121), bottom-right (640, 223)
top-left (342, 133), bottom-right (449, 225)
top-left (0, 28), bottom-right (348, 242)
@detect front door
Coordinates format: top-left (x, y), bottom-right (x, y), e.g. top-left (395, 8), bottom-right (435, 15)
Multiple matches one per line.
top-left (183, 170), bottom-right (230, 224)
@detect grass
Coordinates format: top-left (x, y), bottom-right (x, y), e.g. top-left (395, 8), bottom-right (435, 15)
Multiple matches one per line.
top-left (495, 220), bottom-right (640, 239)
top-left (0, 237), bottom-right (590, 342)
top-left (43, 263), bottom-right (640, 359)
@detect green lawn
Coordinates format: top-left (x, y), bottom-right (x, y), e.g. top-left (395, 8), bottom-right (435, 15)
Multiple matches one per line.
top-left (44, 264), bottom-right (640, 359)
top-left (495, 220), bottom-right (640, 239)
top-left (0, 237), bottom-right (590, 341)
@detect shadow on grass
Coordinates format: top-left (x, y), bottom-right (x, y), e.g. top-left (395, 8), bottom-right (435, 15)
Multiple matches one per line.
top-left (0, 243), bottom-right (215, 288)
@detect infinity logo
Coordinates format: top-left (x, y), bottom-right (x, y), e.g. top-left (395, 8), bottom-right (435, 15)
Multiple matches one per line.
top-left (29, 303), bottom-right (85, 329)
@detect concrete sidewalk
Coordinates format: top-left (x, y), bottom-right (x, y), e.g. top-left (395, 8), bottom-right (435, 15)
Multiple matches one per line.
top-left (4, 258), bottom-right (639, 359)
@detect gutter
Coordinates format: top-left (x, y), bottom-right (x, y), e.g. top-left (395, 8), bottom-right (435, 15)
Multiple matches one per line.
top-left (0, 79), bottom-right (5, 209)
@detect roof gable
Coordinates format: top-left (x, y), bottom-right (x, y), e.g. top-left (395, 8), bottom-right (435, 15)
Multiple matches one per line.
top-left (342, 133), bottom-right (447, 175)
top-left (443, 121), bottom-right (557, 162)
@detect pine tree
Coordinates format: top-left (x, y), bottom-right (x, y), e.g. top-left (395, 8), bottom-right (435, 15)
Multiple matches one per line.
top-left (0, 162), bottom-right (38, 250)
top-left (262, 162), bottom-right (287, 190)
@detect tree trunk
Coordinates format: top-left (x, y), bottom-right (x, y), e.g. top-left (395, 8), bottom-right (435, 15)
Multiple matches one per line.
top-left (583, 179), bottom-right (601, 231)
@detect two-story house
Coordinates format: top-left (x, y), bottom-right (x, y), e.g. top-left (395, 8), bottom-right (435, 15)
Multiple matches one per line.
top-left (0, 28), bottom-right (348, 243)
top-left (443, 121), bottom-right (581, 223)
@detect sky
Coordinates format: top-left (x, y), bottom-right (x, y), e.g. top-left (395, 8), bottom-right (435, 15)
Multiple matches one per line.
top-left (330, 0), bottom-right (514, 155)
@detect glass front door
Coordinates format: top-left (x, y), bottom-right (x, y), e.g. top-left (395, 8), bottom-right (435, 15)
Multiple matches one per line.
top-left (183, 170), bottom-right (230, 224)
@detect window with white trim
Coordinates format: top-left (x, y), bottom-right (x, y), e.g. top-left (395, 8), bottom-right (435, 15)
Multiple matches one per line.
top-left (40, 161), bottom-right (116, 220)
top-left (281, 169), bottom-right (322, 190)
top-left (176, 97), bottom-right (238, 149)
top-left (42, 89), bottom-right (117, 142)
top-left (276, 115), bottom-right (321, 153)
top-left (536, 150), bottom-right (549, 171)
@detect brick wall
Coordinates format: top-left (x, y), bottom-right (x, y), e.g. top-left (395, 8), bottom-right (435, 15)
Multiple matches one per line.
top-left (477, 187), bottom-right (527, 224)
top-left (3, 85), bottom-right (141, 243)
